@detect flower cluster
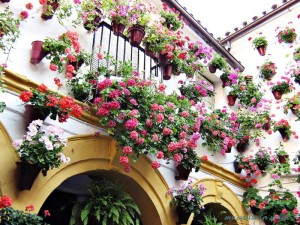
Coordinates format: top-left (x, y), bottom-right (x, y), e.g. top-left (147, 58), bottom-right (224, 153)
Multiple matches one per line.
top-left (160, 3), bottom-right (183, 31)
top-left (12, 120), bottom-right (69, 176)
top-left (259, 60), bottom-right (276, 80)
top-left (94, 71), bottom-right (202, 172)
top-left (276, 26), bottom-right (297, 43)
top-left (19, 84), bottom-right (83, 122)
top-left (273, 119), bottom-right (293, 138)
top-left (169, 180), bottom-right (205, 216)
top-left (270, 79), bottom-right (293, 95)
top-left (284, 92), bottom-right (300, 120)
top-left (0, 195), bottom-right (50, 225)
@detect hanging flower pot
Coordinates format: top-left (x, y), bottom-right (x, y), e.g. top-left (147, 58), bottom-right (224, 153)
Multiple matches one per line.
top-left (227, 94), bottom-right (237, 106)
top-left (272, 90), bottom-right (283, 100)
top-left (144, 43), bottom-right (157, 60)
top-left (158, 53), bottom-right (168, 66)
top-left (278, 128), bottom-right (290, 141)
top-left (233, 159), bottom-right (242, 173)
top-left (278, 154), bottom-right (289, 164)
top-left (67, 59), bottom-right (84, 75)
top-left (128, 24), bottom-right (145, 47)
top-left (226, 144), bottom-right (232, 153)
top-left (111, 21), bottom-right (126, 36)
top-left (257, 163), bottom-right (267, 172)
top-left (245, 75), bottom-right (253, 83)
top-left (162, 63), bottom-right (173, 80)
top-left (175, 164), bottom-right (191, 180)
top-left (16, 162), bottom-right (41, 191)
top-left (208, 63), bottom-right (216, 73)
top-left (41, 0), bottom-right (59, 20)
top-left (24, 105), bottom-right (49, 130)
top-left (290, 104), bottom-right (298, 115)
top-left (256, 46), bottom-right (266, 56)
top-left (270, 62), bottom-right (276, 75)
top-left (220, 77), bottom-right (228, 88)
top-left (236, 142), bottom-right (248, 153)
top-left (176, 206), bottom-right (191, 224)
top-left (30, 41), bottom-right (49, 65)
top-left (83, 10), bottom-right (102, 31)
top-left (250, 206), bottom-right (260, 215)
top-left (262, 117), bottom-right (271, 131)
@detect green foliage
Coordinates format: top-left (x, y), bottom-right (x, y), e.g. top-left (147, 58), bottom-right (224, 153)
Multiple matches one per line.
top-left (294, 47), bottom-right (300, 61)
top-left (271, 81), bottom-right (292, 94)
top-left (237, 81), bottom-right (263, 107)
top-left (160, 7), bottom-right (183, 31)
top-left (242, 186), bottom-right (263, 208)
top-left (200, 212), bottom-right (223, 225)
top-left (259, 60), bottom-right (276, 80)
top-left (210, 55), bottom-right (227, 71)
top-left (252, 36), bottom-right (268, 48)
top-left (70, 180), bottom-right (141, 225)
top-left (277, 26), bottom-right (297, 43)
top-left (102, 0), bottom-right (129, 25)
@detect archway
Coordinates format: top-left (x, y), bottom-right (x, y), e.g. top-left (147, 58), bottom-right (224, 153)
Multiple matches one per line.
top-left (0, 126), bottom-right (176, 225)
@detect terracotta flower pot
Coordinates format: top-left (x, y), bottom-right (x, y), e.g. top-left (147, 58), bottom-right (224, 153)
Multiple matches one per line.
top-left (41, 0), bottom-right (59, 20)
top-left (233, 159), bottom-right (242, 173)
top-left (236, 142), bottom-right (248, 153)
top-left (220, 77), bottom-right (228, 88)
top-left (176, 206), bottom-right (191, 224)
top-left (257, 46), bottom-right (266, 56)
top-left (30, 41), bottom-right (49, 65)
top-left (278, 128), bottom-right (290, 141)
top-left (208, 63), bottom-right (216, 73)
top-left (245, 75), bottom-right (253, 83)
top-left (111, 21), bottom-right (126, 36)
top-left (128, 24), bottom-right (145, 47)
top-left (16, 162), bottom-right (41, 190)
top-left (262, 117), bottom-right (271, 131)
top-left (24, 105), bottom-right (49, 130)
top-left (291, 104), bottom-right (298, 115)
top-left (175, 164), bottom-right (191, 180)
top-left (162, 63), bottom-right (173, 80)
top-left (227, 94), bottom-right (237, 106)
top-left (278, 154), bottom-right (289, 164)
top-left (272, 90), bottom-right (283, 100)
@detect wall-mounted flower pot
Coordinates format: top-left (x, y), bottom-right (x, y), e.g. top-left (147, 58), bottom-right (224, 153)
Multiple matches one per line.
top-left (257, 46), bottom-right (266, 56)
top-left (41, 0), bottom-right (59, 20)
top-left (162, 63), bottom-right (173, 80)
top-left (67, 59), bottom-right (84, 75)
top-left (83, 13), bottom-right (102, 31)
top-left (270, 63), bottom-right (276, 75)
top-left (175, 164), bottom-right (191, 180)
top-left (233, 159), bottom-right (242, 173)
top-left (16, 162), bottom-right (41, 190)
top-left (0, 0), bottom-right (10, 2)
top-left (111, 21), bottom-right (126, 36)
top-left (144, 43), bottom-right (158, 61)
top-left (257, 163), bottom-right (267, 172)
top-left (226, 145), bottom-right (232, 153)
top-left (272, 90), bottom-right (283, 100)
top-left (236, 141), bottom-right (248, 153)
top-left (128, 24), bottom-right (145, 47)
top-left (290, 104), bottom-right (298, 115)
top-left (262, 117), bottom-right (271, 131)
top-left (208, 63), bottom-right (216, 73)
top-left (176, 206), bottom-right (190, 224)
top-left (278, 154), bottom-right (289, 164)
top-left (227, 94), bottom-right (237, 106)
top-left (220, 77), bottom-right (228, 88)
top-left (278, 128), bottom-right (290, 141)
top-left (30, 41), bottom-right (49, 64)
top-left (24, 105), bottom-right (49, 130)
top-left (245, 75), bottom-right (253, 83)
top-left (250, 206), bottom-right (260, 215)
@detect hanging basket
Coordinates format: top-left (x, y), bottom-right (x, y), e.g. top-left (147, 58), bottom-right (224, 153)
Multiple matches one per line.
top-left (220, 77), bottom-right (228, 88)
top-left (272, 90), bottom-right (283, 100)
top-left (176, 206), bottom-right (191, 224)
top-left (227, 94), bottom-right (237, 106)
top-left (24, 105), bottom-right (49, 130)
top-left (256, 46), bottom-right (266, 56)
top-left (16, 162), bottom-right (41, 191)
top-left (278, 154), bottom-right (289, 164)
top-left (30, 41), bottom-right (49, 65)
top-left (175, 164), bottom-right (191, 181)
top-left (208, 63), bottom-right (216, 73)
top-left (278, 128), bottom-right (290, 141)
top-left (128, 24), bottom-right (145, 47)
top-left (41, 0), bottom-right (59, 20)
top-left (111, 21), bottom-right (126, 36)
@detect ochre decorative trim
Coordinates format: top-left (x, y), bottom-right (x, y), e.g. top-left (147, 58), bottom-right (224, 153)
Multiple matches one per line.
top-left (2, 69), bottom-right (247, 189)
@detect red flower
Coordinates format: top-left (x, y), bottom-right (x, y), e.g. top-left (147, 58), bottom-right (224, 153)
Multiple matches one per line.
top-left (46, 94), bottom-right (59, 107)
top-left (123, 146), bottom-right (132, 154)
top-left (0, 195), bottom-right (13, 208)
top-left (39, 0), bottom-right (47, 4)
top-left (119, 155), bottom-right (129, 165)
top-left (44, 210), bottom-right (51, 217)
top-left (49, 64), bottom-right (58, 71)
top-left (26, 3), bottom-right (33, 10)
top-left (20, 11), bottom-right (29, 19)
top-left (201, 155), bottom-right (208, 161)
top-left (151, 161), bottom-right (160, 169)
top-left (71, 104), bottom-right (83, 118)
top-left (54, 78), bottom-right (63, 87)
top-left (156, 151), bottom-right (164, 159)
top-left (298, 14), bottom-right (300, 19)
top-left (59, 96), bottom-right (74, 109)
top-left (248, 37), bottom-right (252, 41)
top-left (38, 83), bottom-right (48, 93)
top-left (19, 91), bottom-right (33, 102)
top-left (25, 204), bottom-right (34, 212)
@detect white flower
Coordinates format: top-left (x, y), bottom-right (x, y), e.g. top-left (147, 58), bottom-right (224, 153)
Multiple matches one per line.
top-left (45, 141), bottom-right (53, 150)
top-left (27, 124), bottom-right (38, 136)
top-left (12, 139), bottom-right (23, 149)
top-left (59, 153), bottom-right (70, 164)
top-left (47, 126), bottom-right (64, 136)
top-left (31, 119), bottom-right (43, 127)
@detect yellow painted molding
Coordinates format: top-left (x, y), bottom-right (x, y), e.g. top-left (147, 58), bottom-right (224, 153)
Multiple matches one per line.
top-left (3, 69), bottom-right (100, 127)
top-left (201, 160), bottom-right (247, 188)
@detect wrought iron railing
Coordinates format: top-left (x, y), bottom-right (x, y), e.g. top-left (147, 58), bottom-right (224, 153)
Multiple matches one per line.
top-left (91, 21), bottom-right (162, 81)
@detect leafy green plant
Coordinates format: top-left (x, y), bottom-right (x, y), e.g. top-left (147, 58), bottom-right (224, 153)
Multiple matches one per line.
top-left (276, 26), bottom-right (297, 43)
top-left (254, 147), bottom-right (272, 172)
top-left (237, 81), bottom-right (263, 107)
top-left (178, 79), bottom-right (214, 102)
top-left (284, 92), bottom-right (300, 120)
top-left (271, 81), bottom-right (292, 94)
top-left (242, 186), bottom-right (263, 209)
top-left (70, 180), bottom-right (141, 225)
top-left (102, 0), bottom-right (130, 25)
top-left (210, 54), bottom-right (227, 71)
top-left (273, 119), bottom-right (292, 137)
top-left (259, 60), bottom-right (276, 80)
top-left (294, 47), bottom-right (300, 61)
top-left (160, 3), bottom-right (183, 31)
top-left (252, 36), bottom-right (268, 48)
top-left (200, 212), bottom-right (223, 225)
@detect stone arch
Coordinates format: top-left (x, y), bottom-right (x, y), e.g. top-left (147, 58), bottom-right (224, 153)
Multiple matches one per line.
top-left (187, 178), bottom-right (249, 225)
top-left (0, 122), bottom-right (176, 225)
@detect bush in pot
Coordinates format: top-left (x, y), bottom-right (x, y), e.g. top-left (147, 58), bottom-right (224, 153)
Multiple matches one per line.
top-left (270, 80), bottom-right (293, 100)
top-left (276, 26), bottom-right (297, 43)
top-left (209, 54), bottom-right (228, 73)
top-left (252, 36), bottom-right (268, 56)
top-left (242, 186), bottom-right (263, 215)
top-left (160, 3), bottom-right (183, 31)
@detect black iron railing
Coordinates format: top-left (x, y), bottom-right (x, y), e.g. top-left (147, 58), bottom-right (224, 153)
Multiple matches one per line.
top-left (91, 21), bottom-right (162, 81)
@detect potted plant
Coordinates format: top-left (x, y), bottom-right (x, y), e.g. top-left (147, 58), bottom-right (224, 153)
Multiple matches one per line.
top-left (292, 64), bottom-right (300, 85)
top-left (187, 40), bottom-right (213, 61)
top-left (19, 84), bottom-right (84, 127)
top-left (275, 143), bottom-right (289, 164)
top-left (259, 60), bottom-right (276, 80)
top-left (242, 186), bottom-right (263, 215)
top-left (12, 120), bottom-right (69, 190)
top-left (178, 79), bottom-right (215, 103)
top-left (284, 92), bottom-right (300, 120)
top-left (270, 80), bottom-right (292, 100)
top-left (238, 81), bottom-right (263, 107)
top-left (273, 119), bottom-right (292, 141)
top-left (0, 7), bottom-right (21, 54)
top-left (70, 180), bottom-right (141, 225)
top-left (293, 47), bottom-right (300, 62)
top-left (0, 195), bottom-right (50, 224)
top-left (169, 180), bottom-right (205, 224)
top-left (254, 147), bottom-right (272, 172)
top-left (142, 21), bottom-right (162, 59)
top-left (233, 154), bottom-right (243, 173)
top-left (208, 54), bottom-right (227, 73)
top-left (252, 36), bottom-right (268, 56)
top-left (160, 3), bottom-right (183, 31)
top-left (276, 26), bottom-right (297, 43)
top-left (227, 83), bottom-right (239, 106)
top-left (199, 212), bottom-right (224, 225)
top-left (40, 0), bottom-right (59, 20)
top-left (102, 0), bottom-right (129, 36)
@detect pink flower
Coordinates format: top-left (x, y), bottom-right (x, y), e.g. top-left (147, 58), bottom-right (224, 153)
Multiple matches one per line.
top-left (293, 208), bottom-right (298, 215)
top-left (66, 64), bottom-right (74, 73)
top-left (152, 134), bottom-right (159, 142)
top-left (158, 84), bottom-right (166, 91)
top-left (49, 64), bottom-right (58, 71)
top-left (130, 131), bottom-right (138, 140)
top-left (97, 53), bottom-right (103, 59)
top-left (151, 161), bottom-right (160, 169)
top-left (108, 120), bottom-right (116, 127)
top-left (156, 151), bottom-right (164, 159)
top-left (156, 113), bottom-right (164, 123)
top-left (119, 155), bottom-right (129, 165)
top-left (136, 138), bottom-right (144, 145)
top-left (20, 11), bottom-right (29, 19)
top-left (173, 153), bottom-right (182, 164)
top-left (125, 118), bottom-right (138, 130)
top-left (163, 127), bottom-right (172, 135)
top-left (123, 146), bottom-right (132, 154)
top-left (282, 209), bottom-right (288, 214)
top-left (26, 3), bottom-right (33, 10)
top-left (146, 119), bottom-right (153, 128)
top-left (181, 111), bottom-right (189, 117)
